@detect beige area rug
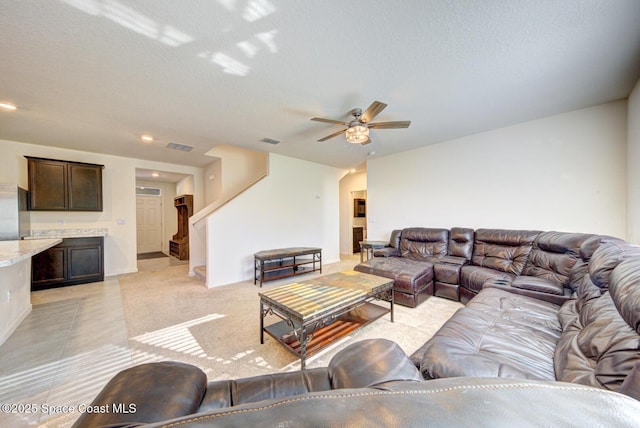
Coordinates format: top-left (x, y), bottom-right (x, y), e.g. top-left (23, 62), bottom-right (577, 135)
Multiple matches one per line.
top-left (118, 260), bottom-right (463, 381)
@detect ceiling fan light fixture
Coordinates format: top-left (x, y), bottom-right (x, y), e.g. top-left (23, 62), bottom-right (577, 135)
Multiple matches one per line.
top-left (345, 125), bottom-right (369, 144)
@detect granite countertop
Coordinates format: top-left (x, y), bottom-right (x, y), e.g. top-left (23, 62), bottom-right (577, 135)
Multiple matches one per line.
top-left (0, 238), bottom-right (62, 267)
top-left (23, 228), bottom-right (109, 240)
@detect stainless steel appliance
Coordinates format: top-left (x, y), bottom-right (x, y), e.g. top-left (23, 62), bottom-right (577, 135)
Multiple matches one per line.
top-left (0, 184), bottom-right (30, 240)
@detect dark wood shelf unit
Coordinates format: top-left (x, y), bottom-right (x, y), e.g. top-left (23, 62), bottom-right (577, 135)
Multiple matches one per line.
top-left (26, 156), bottom-right (104, 211)
top-left (170, 194), bottom-right (193, 260)
top-left (31, 237), bottom-right (104, 290)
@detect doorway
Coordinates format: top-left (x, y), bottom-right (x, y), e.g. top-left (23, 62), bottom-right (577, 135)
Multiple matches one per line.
top-left (136, 193), bottom-right (163, 254)
top-left (351, 190), bottom-right (367, 253)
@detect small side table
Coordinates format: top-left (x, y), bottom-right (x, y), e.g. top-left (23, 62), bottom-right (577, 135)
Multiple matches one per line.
top-left (359, 240), bottom-right (388, 262)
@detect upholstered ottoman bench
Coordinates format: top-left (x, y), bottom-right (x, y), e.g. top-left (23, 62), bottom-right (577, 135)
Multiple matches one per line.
top-left (354, 257), bottom-right (433, 307)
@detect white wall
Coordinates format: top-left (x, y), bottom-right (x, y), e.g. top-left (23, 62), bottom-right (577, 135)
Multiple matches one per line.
top-left (0, 139), bottom-right (204, 275)
top-left (205, 145), bottom-right (269, 201)
top-left (367, 101), bottom-right (628, 241)
top-left (628, 78), bottom-right (640, 244)
top-left (203, 159), bottom-right (222, 206)
top-left (205, 154), bottom-right (341, 287)
top-left (338, 172), bottom-right (366, 254)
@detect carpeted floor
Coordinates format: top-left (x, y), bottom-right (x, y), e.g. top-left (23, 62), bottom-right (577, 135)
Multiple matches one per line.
top-left (9, 255), bottom-right (462, 427)
top-left (118, 256), bottom-right (463, 380)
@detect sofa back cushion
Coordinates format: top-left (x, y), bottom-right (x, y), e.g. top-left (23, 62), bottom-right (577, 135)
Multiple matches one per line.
top-left (555, 257), bottom-right (640, 393)
top-left (471, 229), bottom-right (540, 275)
top-left (587, 240), bottom-right (640, 290)
top-left (389, 229), bottom-right (402, 249)
top-left (523, 232), bottom-right (592, 289)
top-left (447, 227), bottom-right (474, 260)
top-left (399, 228), bottom-right (448, 261)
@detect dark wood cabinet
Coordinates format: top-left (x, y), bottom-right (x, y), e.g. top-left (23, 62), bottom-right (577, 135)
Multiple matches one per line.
top-left (353, 227), bottom-right (364, 253)
top-left (31, 237), bottom-right (104, 290)
top-left (26, 156), bottom-right (104, 211)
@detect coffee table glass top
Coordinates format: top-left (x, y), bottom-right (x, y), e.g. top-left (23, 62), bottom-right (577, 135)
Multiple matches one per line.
top-left (259, 270), bottom-right (393, 320)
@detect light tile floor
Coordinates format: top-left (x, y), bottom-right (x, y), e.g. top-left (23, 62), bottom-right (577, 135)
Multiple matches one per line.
top-left (0, 256), bottom-right (187, 427)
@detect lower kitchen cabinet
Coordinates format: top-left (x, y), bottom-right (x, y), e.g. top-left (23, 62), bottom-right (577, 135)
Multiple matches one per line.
top-left (31, 237), bottom-right (104, 290)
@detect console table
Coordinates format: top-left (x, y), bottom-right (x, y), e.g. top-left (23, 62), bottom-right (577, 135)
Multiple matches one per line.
top-left (359, 240), bottom-right (388, 262)
top-left (254, 247), bottom-right (322, 287)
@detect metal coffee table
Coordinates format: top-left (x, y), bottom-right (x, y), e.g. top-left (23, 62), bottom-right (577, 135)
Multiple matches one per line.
top-left (259, 270), bottom-right (394, 369)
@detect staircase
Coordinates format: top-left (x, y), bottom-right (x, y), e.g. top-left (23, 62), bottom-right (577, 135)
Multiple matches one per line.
top-left (189, 145), bottom-right (269, 286)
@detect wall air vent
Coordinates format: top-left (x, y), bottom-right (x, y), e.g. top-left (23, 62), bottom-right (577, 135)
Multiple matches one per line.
top-left (166, 142), bottom-right (193, 152)
top-left (260, 137), bottom-right (281, 145)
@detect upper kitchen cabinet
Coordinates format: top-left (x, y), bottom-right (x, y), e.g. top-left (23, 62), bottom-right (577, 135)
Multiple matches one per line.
top-left (26, 157), bottom-right (104, 211)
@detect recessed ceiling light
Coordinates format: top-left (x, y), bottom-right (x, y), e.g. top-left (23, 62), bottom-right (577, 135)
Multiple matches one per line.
top-left (151, 172), bottom-right (159, 177)
top-left (141, 134), bottom-right (154, 142)
top-left (368, 151), bottom-right (376, 156)
top-left (350, 169), bottom-right (357, 173)
top-left (0, 102), bottom-right (17, 111)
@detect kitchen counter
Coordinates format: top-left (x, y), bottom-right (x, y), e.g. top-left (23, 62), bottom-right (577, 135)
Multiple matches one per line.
top-left (0, 238), bottom-right (62, 267)
top-left (24, 228), bottom-right (109, 239)
top-left (0, 238), bottom-right (63, 345)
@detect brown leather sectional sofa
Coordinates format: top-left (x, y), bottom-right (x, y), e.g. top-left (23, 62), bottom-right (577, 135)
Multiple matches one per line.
top-left (72, 338), bottom-right (640, 427)
top-left (357, 227), bottom-right (640, 400)
top-left (354, 227), bottom-right (607, 306)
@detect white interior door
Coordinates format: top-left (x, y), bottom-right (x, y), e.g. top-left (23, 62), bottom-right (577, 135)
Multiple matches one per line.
top-left (136, 195), bottom-right (163, 254)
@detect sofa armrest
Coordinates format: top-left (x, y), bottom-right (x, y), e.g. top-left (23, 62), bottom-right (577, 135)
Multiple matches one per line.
top-left (511, 276), bottom-right (564, 295)
top-left (373, 247), bottom-right (401, 257)
top-left (72, 362), bottom-right (207, 428)
top-left (484, 276), bottom-right (571, 305)
top-left (328, 339), bottom-right (422, 389)
top-left (439, 256), bottom-right (469, 266)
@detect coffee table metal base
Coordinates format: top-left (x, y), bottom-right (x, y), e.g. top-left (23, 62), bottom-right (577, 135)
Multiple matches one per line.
top-left (262, 302), bottom-right (390, 367)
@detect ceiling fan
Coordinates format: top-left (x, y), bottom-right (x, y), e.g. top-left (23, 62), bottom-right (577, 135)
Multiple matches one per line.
top-left (311, 101), bottom-right (410, 145)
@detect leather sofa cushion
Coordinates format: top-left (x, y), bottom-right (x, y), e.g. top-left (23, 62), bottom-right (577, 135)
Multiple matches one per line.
top-left (523, 232), bottom-right (592, 288)
top-left (328, 338), bottom-right (422, 389)
top-left (399, 227), bottom-right (448, 261)
top-left (472, 229), bottom-right (540, 275)
top-left (512, 275), bottom-right (564, 295)
top-left (439, 255), bottom-right (468, 266)
top-left (554, 257), bottom-right (640, 392)
top-left (460, 265), bottom-right (514, 293)
top-left (484, 276), bottom-right (571, 306)
top-left (610, 260), bottom-right (640, 333)
top-left (447, 227), bottom-right (474, 259)
top-left (389, 229), bottom-right (402, 249)
top-left (199, 368), bottom-right (331, 411)
top-left (72, 361), bottom-right (207, 428)
top-left (354, 257), bottom-right (432, 294)
top-left (588, 240), bottom-right (640, 289)
top-left (619, 361), bottom-right (640, 400)
top-left (418, 288), bottom-right (561, 381)
top-left (555, 293), bottom-right (640, 392)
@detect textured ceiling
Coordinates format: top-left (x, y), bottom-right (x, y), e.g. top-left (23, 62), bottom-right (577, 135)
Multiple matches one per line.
top-left (1, 0), bottom-right (640, 170)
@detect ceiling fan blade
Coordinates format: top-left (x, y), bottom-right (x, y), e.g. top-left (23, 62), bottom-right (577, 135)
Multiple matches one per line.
top-left (368, 120), bottom-right (411, 129)
top-left (318, 129), bottom-right (346, 142)
top-left (360, 101), bottom-right (387, 123)
top-left (311, 117), bottom-right (348, 125)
